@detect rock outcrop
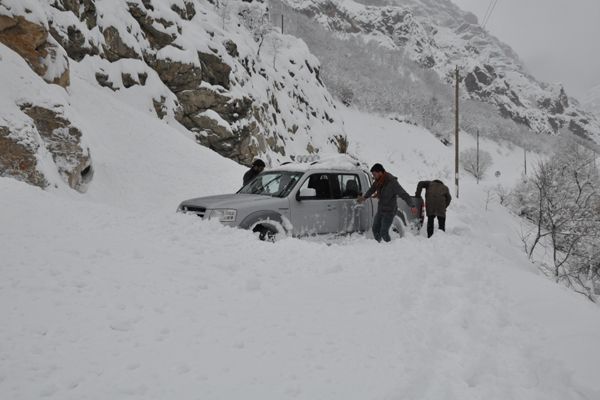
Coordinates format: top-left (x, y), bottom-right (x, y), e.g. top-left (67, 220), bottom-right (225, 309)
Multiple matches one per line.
top-left (1, 0), bottom-right (341, 195)
top-left (0, 126), bottom-right (48, 188)
top-left (20, 105), bottom-right (93, 192)
top-left (0, 15), bottom-right (70, 87)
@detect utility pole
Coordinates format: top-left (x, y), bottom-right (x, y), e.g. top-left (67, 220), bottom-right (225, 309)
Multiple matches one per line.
top-left (524, 147), bottom-right (527, 176)
top-left (454, 66), bottom-right (460, 198)
top-left (476, 129), bottom-right (480, 184)
top-left (281, 14), bottom-right (284, 34)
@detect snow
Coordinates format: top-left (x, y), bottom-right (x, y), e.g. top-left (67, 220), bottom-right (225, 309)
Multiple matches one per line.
top-left (2, 1), bottom-right (600, 399)
top-left (3, 73), bottom-right (600, 398)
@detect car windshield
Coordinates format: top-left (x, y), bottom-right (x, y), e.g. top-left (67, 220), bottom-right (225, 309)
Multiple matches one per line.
top-left (238, 171), bottom-right (303, 197)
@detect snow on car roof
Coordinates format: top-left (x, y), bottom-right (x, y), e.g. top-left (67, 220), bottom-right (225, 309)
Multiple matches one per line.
top-left (268, 154), bottom-right (369, 172)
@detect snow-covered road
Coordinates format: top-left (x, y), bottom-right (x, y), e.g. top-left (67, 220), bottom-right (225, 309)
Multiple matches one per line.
top-left (2, 177), bottom-right (599, 400)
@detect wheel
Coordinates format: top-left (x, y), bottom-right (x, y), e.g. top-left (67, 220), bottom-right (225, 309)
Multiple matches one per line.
top-left (252, 223), bottom-right (280, 242)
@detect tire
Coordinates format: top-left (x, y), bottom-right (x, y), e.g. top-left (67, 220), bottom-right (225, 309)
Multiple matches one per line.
top-left (251, 222), bottom-right (281, 242)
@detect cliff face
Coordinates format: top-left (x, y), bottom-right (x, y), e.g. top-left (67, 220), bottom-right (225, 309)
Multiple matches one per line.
top-left (282, 0), bottom-right (600, 144)
top-left (0, 0), bottom-right (342, 190)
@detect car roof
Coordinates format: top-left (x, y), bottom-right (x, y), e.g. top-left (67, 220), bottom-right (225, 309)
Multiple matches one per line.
top-left (267, 154), bottom-right (369, 174)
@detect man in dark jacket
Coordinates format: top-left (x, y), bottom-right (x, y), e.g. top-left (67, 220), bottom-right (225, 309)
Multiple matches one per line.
top-left (358, 163), bottom-right (414, 242)
top-left (243, 159), bottom-right (265, 186)
top-left (415, 179), bottom-right (452, 238)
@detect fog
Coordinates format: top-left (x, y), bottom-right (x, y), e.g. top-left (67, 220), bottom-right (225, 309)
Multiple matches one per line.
top-left (452, 0), bottom-right (600, 100)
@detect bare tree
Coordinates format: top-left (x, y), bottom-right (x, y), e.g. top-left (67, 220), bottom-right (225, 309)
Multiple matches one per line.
top-left (461, 147), bottom-right (492, 179)
top-left (512, 138), bottom-right (600, 300)
top-left (238, 2), bottom-right (271, 57)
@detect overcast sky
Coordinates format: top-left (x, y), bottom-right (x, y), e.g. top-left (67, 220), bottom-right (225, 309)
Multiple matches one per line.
top-left (451, 0), bottom-right (600, 100)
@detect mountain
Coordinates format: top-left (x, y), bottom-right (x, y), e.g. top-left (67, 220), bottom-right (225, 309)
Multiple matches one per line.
top-left (582, 83), bottom-right (600, 118)
top-left (279, 0), bottom-right (600, 144)
top-left (0, 0), bottom-right (343, 191)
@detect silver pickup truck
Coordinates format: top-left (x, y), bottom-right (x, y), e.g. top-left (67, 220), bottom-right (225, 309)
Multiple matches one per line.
top-left (178, 157), bottom-right (423, 241)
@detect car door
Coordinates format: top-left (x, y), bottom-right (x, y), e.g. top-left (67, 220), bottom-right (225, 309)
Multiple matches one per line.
top-left (331, 173), bottom-right (367, 233)
top-left (291, 173), bottom-right (339, 236)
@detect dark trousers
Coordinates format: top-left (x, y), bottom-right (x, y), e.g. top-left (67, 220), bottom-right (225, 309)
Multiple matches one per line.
top-left (373, 211), bottom-right (394, 242)
top-left (427, 216), bottom-right (446, 238)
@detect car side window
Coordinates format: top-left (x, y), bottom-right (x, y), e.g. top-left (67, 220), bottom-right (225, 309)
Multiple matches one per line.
top-left (336, 174), bottom-right (361, 199)
top-left (299, 174), bottom-right (333, 199)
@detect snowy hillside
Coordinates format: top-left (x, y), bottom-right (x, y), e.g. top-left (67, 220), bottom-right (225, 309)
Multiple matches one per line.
top-left (582, 83), bottom-right (600, 118)
top-left (3, 43), bottom-right (600, 398)
top-left (0, 0), bottom-right (343, 192)
top-left (278, 0), bottom-right (600, 144)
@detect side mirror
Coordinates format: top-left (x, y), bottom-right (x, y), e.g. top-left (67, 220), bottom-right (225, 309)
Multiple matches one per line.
top-left (296, 187), bottom-right (316, 201)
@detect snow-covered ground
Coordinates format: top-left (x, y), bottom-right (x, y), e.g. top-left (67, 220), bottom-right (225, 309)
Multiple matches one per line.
top-left (2, 54), bottom-right (600, 400)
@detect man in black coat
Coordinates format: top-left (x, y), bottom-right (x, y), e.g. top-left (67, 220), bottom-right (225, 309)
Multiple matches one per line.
top-left (243, 159), bottom-right (266, 186)
top-left (415, 179), bottom-right (452, 238)
top-left (358, 163), bottom-right (414, 242)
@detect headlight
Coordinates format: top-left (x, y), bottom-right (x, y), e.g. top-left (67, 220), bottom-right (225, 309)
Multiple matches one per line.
top-left (207, 209), bottom-right (237, 222)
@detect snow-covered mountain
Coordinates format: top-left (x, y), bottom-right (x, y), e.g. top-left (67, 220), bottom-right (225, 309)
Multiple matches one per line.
top-left (280, 0), bottom-right (600, 144)
top-left (582, 83), bottom-right (600, 118)
top-left (0, 0), bottom-right (342, 191)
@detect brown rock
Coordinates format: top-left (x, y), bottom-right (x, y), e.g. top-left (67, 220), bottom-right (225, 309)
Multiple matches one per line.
top-left (0, 15), bottom-right (18, 32)
top-left (121, 72), bottom-right (137, 88)
top-left (0, 16), bottom-right (48, 77)
top-left (171, 0), bottom-right (196, 21)
top-left (0, 126), bottom-right (48, 188)
top-left (51, 0), bottom-right (97, 29)
top-left (198, 51), bottom-right (231, 89)
top-left (147, 55), bottom-right (203, 93)
top-left (128, 2), bottom-right (175, 50)
top-left (49, 22), bottom-right (100, 61)
top-left (224, 40), bottom-right (239, 58)
top-left (0, 15), bottom-right (70, 88)
top-left (21, 106), bottom-right (94, 192)
top-left (95, 72), bottom-right (117, 90)
top-left (102, 26), bottom-right (140, 62)
top-left (153, 96), bottom-right (168, 119)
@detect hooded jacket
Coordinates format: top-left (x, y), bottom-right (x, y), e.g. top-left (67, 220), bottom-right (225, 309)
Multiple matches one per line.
top-left (364, 173), bottom-right (413, 213)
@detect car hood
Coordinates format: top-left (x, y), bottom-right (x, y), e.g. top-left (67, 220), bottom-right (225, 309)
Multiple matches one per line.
top-left (179, 193), bottom-right (278, 210)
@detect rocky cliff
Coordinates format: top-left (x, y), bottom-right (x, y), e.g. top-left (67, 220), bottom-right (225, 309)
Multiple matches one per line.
top-left (281, 0), bottom-right (600, 144)
top-left (0, 0), bottom-right (342, 190)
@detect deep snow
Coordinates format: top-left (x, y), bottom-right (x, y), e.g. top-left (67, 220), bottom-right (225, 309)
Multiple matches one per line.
top-left (2, 31), bottom-right (600, 400)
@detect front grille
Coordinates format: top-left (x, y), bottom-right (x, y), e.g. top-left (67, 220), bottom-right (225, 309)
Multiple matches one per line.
top-left (181, 205), bottom-right (206, 217)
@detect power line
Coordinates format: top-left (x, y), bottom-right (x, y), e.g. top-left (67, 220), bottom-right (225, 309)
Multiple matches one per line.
top-left (481, 0), bottom-right (500, 29)
top-left (481, 0), bottom-right (495, 27)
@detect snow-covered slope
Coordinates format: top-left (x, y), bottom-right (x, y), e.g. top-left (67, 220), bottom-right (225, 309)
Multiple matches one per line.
top-left (280, 0), bottom-right (600, 144)
top-left (2, 49), bottom-right (600, 398)
top-left (582, 82), bottom-right (600, 118)
top-left (0, 0), bottom-right (343, 192)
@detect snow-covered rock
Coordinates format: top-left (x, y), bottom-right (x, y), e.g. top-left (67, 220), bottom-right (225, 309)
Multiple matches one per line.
top-left (0, 43), bottom-right (91, 192)
top-left (0, 0), bottom-right (345, 190)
